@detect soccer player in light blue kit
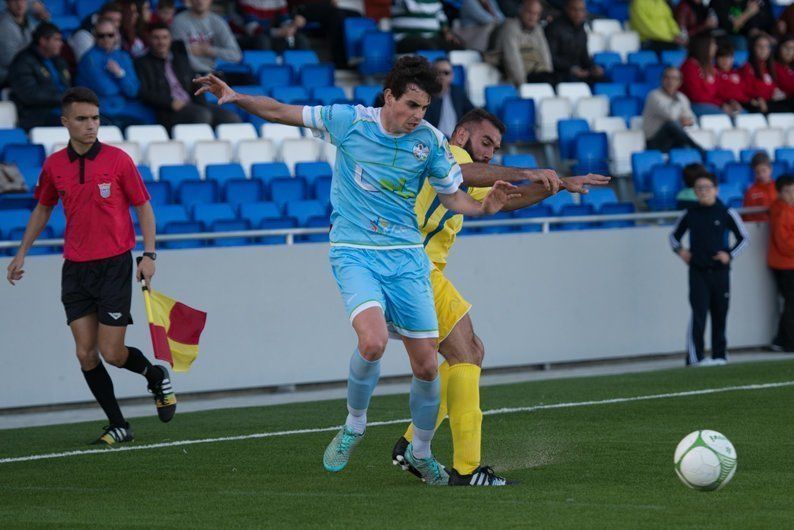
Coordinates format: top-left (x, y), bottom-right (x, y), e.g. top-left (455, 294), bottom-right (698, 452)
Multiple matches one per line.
top-left (195, 57), bottom-right (517, 485)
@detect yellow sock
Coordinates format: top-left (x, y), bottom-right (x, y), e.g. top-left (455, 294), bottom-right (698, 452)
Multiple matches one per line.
top-left (447, 363), bottom-right (482, 475)
top-left (404, 360), bottom-right (449, 442)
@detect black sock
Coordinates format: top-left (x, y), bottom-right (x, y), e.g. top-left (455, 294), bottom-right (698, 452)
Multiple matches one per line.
top-left (82, 363), bottom-right (126, 427)
top-left (122, 346), bottom-right (162, 385)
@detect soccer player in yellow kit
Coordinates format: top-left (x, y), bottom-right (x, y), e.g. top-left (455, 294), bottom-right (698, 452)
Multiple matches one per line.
top-left (392, 109), bottom-right (611, 485)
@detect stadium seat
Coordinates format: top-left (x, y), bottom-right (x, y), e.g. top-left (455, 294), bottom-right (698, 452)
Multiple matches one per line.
top-left (608, 64), bottom-right (641, 84)
top-left (358, 31), bottom-right (394, 76)
top-left (629, 115), bottom-right (644, 131)
top-left (512, 204), bottom-right (552, 232)
top-left (543, 191), bottom-right (574, 215)
top-left (608, 31), bottom-right (641, 60)
top-left (211, 219), bottom-right (252, 247)
top-left (557, 82), bottom-right (592, 104)
top-left (217, 123), bottom-right (258, 151)
top-left (271, 86), bottom-right (310, 106)
top-left (173, 124), bottom-right (215, 156)
top-left (178, 180), bottom-right (218, 210)
top-left (270, 177), bottom-right (308, 210)
top-left (627, 50), bottom-right (658, 69)
top-left (593, 83), bottom-right (627, 100)
top-left (557, 118), bottom-right (590, 160)
top-left (500, 98), bottom-right (536, 143)
top-left (146, 181), bottom-right (172, 205)
top-left (660, 49), bottom-right (687, 67)
top-left (0, 209), bottom-right (30, 238)
top-left (537, 97), bottom-right (573, 142)
top-left (642, 64), bottom-right (666, 86)
top-left (238, 139), bottom-right (276, 175)
top-left (147, 141), bottom-right (187, 177)
top-left (610, 96), bottom-right (643, 125)
top-left (0, 128), bottom-right (27, 157)
top-left (125, 124), bottom-right (169, 157)
top-left (313, 176), bottom-right (332, 207)
top-left (45, 206), bottom-right (66, 237)
top-left (719, 129), bottom-right (751, 156)
top-left (18, 165), bottom-right (40, 190)
top-left (75, 0), bottom-right (105, 19)
top-left (258, 64), bottom-right (294, 90)
top-left (518, 82), bottom-right (555, 107)
top-left (239, 202), bottom-right (282, 226)
top-left (735, 114), bottom-right (768, 136)
top-left (572, 132), bottom-right (609, 174)
top-left (591, 18), bottom-right (622, 35)
top-left (3, 144), bottom-right (44, 167)
top-left (154, 205), bottom-right (190, 232)
top-left (296, 215), bottom-right (331, 243)
top-left (97, 126), bottom-right (123, 143)
top-left (354, 85), bottom-right (382, 106)
top-left (252, 162), bottom-right (291, 186)
top-left (631, 150), bottom-right (664, 193)
top-left (0, 101), bottom-right (18, 128)
top-left (6, 226), bottom-right (55, 254)
top-left (600, 202), bottom-right (636, 228)
top-left (574, 96), bottom-right (610, 128)
top-left (206, 163), bottom-right (247, 188)
top-left (344, 17), bottom-right (378, 61)
top-left (587, 32), bottom-right (607, 55)
top-left (773, 160), bottom-right (787, 179)
top-left (484, 85), bottom-right (518, 116)
top-left (740, 148), bottom-right (766, 164)
top-left (242, 50), bottom-right (278, 73)
top-left (160, 164), bottom-right (201, 187)
top-left (193, 203), bottom-right (236, 228)
top-left (609, 129), bottom-right (645, 176)
top-left (29, 127), bottom-right (68, 154)
top-left (299, 64), bottom-right (335, 89)
top-left (775, 147), bottom-right (794, 170)
top-left (768, 113), bottom-right (794, 131)
top-left (449, 49), bottom-right (482, 67)
top-left (669, 148), bottom-right (703, 168)
top-left (721, 162), bottom-right (753, 189)
top-left (261, 123), bottom-right (302, 149)
top-left (699, 114), bottom-right (733, 136)
top-left (312, 86), bottom-right (347, 106)
top-left (501, 154), bottom-right (538, 168)
top-left (258, 217), bottom-right (298, 245)
top-left (478, 211), bottom-right (513, 234)
top-left (593, 51), bottom-right (622, 72)
top-left (285, 199), bottom-right (326, 226)
top-left (647, 165), bottom-right (681, 210)
top-left (628, 83), bottom-right (654, 101)
top-left (688, 129), bottom-right (717, 150)
top-left (465, 63), bottom-right (501, 107)
top-left (718, 182), bottom-right (744, 204)
top-left (593, 116), bottom-right (627, 136)
top-left (705, 149), bottom-right (736, 174)
top-left (753, 128), bottom-right (785, 152)
top-left (108, 141), bottom-right (141, 165)
top-left (137, 164), bottom-right (154, 182)
top-left (193, 140), bottom-right (232, 176)
top-left (284, 50), bottom-right (319, 73)
top-left (281, 139), bottom-right (322, 172)
top-left (162, 221), bottom-right (205, 249)
top-left (295, 161), bottom-right (332, 187)
top-left (555, 203), bottom-right (595, 231)
top-left (224, 179), bottom-right (264, 207)
top-left (580, 187), bottom-right (618, 209)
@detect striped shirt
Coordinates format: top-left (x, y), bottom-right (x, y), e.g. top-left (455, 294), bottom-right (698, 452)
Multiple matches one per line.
top-left (391, 0), bottom-right (447, 39)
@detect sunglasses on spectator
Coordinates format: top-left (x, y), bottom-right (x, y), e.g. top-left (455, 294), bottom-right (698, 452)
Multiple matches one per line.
top-left (436, 70), bottom-right (452, 76)
top-left (96, 32), bottom-right (115, 39)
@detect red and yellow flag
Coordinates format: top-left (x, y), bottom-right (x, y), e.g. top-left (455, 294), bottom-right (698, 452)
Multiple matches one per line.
top-left (143, 288), bottom-right (207, 372)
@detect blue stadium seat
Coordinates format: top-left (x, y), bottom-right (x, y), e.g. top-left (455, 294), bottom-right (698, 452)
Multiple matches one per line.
top-left (478, 211), bottom-right (513, 234)
top-left (242, 50), bottom-right (278, 73)
top-left (271, 86), bottom-right (310, 104)
top-left (225, 179), bottom-right (265, 207)
top-left (137, 164), bottom-right (154, 181)
top-left (542, 191), bottom-right (574, 214)
top-left (557, 118), bottom-right (590, 160)
top-left (593, 52), bottom-right (622, 71)
top-left (359, 31), bottom-right (395, 76)
top-left (283, 50), bottom-right (320, 74)
top-left (728, 197), bottom-right (744, 208)
top-left (740, 148), bottom-right (767, 164)
top-left (344, 17), bottom-right (378, 61)
top-left (4, 144), bottom-right (44, 167)
top-left (775, 147), bottom-right (794, 171)
top-left (353, 85), bottom-right (382, 106)
top-left (631, 150), bottom-right (665, 193)
top-left (258, 65), bottom-right (293, 91)
top-left (154, 205), bottom-right (190, 232)
top-left (661, 49), bottom-right (687, 68)
top-left (628, 83), bottom-right (654, 101)
top-left (193, 203), bottom-right (237, 228)
top-left (628, 51), bottom-right (659, 69)
top-left (296, 215), bottom-right (331, 243)
top-left (572, 132), bottom-right (609, 174)
top-left (643, 63), bottom-right (666, 86)
top-left (555, 203), bottom-right (595, 230)
top-left (313, 176), bottom-right (332, 207)
top-left (258, 217), bottom-right (298, 245)
top-left (416, 50), bottom-right (447, 63)
top-left (252, 162), bottom-right (291, 186)
top-left (45, 0), bottom-right (69, 16)
top-left (214, 59), bottom-right (251, 77)
top-left (6, 226), bottom-right (56, 255)
top-left (295, 161), bottom-right (332, 187)
top-left (609, 64), bottom-right (641, 84)
top-left (502, 154), bottom-right (538, 168)
top-left (484, 85), bottom-right (518, 116)
top-left (512, 204), bottom-right (552, 233)
top-left (47, 206), bottom-right (66, 237)
top-left (593, 83), bottom-right (627, 100)
top-left (299, 63), bottom-right (335, 89)
top-left (211, 219), bottom-right (252, 247)
top-left (599, 202), bottom-right (636, 228)
top-left (452, 64), bottom-right (466, 87)
top-left (610, 96), bottom-right (643, 124)
top-left (159, 164), bottom-right (201, 187)
top-left (647, 165), bottom-right (682, 211)
top-left (75, 0), bottom-right (104, 19)
top-left (718, 182), bottom-right (744, 204)
top-left (580, 187), bottom-right (618, 210)
top-left (607, 2), bottom-right (629, 20)
top-left (162, 221), bottom-right (205, 249)
top-left (312, 86), bottom-right (347, 106)
top-left (270, 178), bottom-right (308, 211)
top-left (669, 148), bottom-right (703, 168)
top-left (721, 162), bottom-right (753, 189)
top-left (178, 181), bottom-right (218, 210)
top-left (733, 50), bottom-right (749, 67)
top-left (0, 209), bottom-right (30, 238)
top-left (146, 181), bottom-right (172, 205)
top-left (18, 165), bottom-right (41, 190)
top-left (239, 202), bottom-right (282, 226)
top-left (0, 129), bottom-right (28, 157)
top-left (705, 149), bottom-right (736, 174)
top-left (286, 199), bottom-right (326, 226)
top-left (773, 161), bottom-right (787, 180)
top-left (500, 98), bottom-right (535, 143)
top-left (205, 163), bottom-right (246, 188)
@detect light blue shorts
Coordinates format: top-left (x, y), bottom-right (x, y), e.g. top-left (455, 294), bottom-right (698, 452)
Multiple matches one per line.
top-left (329, 246), bottom-right (438, 339)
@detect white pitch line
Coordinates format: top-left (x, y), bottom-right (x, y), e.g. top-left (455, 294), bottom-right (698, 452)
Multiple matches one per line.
top-left (1, 380), bottom-right (792, 465)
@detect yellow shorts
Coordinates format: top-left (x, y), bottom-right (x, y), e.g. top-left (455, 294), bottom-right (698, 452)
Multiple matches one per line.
top-left (430, 265), bottom-right (472, 343)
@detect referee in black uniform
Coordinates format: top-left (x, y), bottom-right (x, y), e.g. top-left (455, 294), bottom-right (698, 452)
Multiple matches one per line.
top-left (670, 172), bottom-right (749, 366)
top-left (6, 87), bottom-right (176, 445)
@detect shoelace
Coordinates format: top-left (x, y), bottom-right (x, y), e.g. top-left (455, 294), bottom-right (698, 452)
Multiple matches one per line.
top-left (149, 377), bottom-right (168, 402)
top-left (338, 431), bottom-right (356, 454)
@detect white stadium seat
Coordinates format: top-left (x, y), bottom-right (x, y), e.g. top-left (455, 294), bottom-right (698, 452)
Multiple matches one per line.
top-left (718, 128), bottom-right (751, 156)
top-left (767, 113), bottom-right (794, 131)
top-left (734, 114), bottom-right (768, 136)
top-left (97, 125), bottom-right (123, 143)
top-left (125, 124), bottom-right (169, 156)
top-left (449, 50), bottom-right (482, 67)
top-left (172, 123), bottom-right (215, 155)
top-left (519, 83), bottom-right (555, 107)
top-left (610, 129), bottom-right (645, 176)
top-left (574, 96), bottom-right (610, 128)
top-left (193, 140), bottom-right (233, 176)
top-left (261, 123), bottom-right (302, 149)
top-left (699, 114), bottom-right (733, 136)
top-left (108, 141), bottom-right (142, 165)
top-left (752, 127), bottom-right (785, 151)
top-left (146, 141), bottom-right (186, 177)
top-left (465, 63), bottom-right (501, 108)
top-left (591, 18), bottom-right (623, 36)
top-left (536, 97), bottom-right (572, 142)
top-left (688, 128), bottom-right (716, 150)
top-left (594, 116), bottom-right (627, 137)
top-left (216, 123), bottom-right (258, 157)
top-left (556, 82), bottom-right (592, 104)
top-left (587, 32), bottom-right (607, 55)
top-left (281, 138), bottom-right (322, 172)
top-left (630, 116), bottom-right (644, 131)
top-left (0, 101), bottom-right (18, 128)
top-left (238, 139), bottom-right (276, 176)
top-left (30, 126), bottom-right (69, 154)
top-left (787, 127), bottom-right (794, 147)
top-left (608, 31), bottom-right (641, 60)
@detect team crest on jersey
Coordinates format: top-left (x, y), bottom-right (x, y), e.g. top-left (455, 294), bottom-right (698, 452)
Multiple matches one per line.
top-left (412, 142), bottom-right (429, 161)
top-left (98, 182), bottom-right (111, 198)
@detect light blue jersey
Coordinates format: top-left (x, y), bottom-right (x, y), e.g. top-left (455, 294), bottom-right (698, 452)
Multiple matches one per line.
top-left (302, 104), bottom-right (462, 249)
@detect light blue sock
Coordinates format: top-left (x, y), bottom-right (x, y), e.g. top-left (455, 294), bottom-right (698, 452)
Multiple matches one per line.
top-left (410, 375), bottom-right (440, 459)
top-left (345, 350), bottom-right (381, 434)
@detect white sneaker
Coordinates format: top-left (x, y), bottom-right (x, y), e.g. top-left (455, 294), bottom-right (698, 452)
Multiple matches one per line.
top-left (711, 358), bottom-right (727, 365)
top-left (694, 358), bottom-right (715, 367)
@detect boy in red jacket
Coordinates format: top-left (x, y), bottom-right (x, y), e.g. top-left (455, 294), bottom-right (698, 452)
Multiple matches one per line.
top-left (714, 42), bottom-right (747, 115)
top-left (769, 174), bottom-right (794, 352)
top-left (744, 152), bottom-right (777, 222)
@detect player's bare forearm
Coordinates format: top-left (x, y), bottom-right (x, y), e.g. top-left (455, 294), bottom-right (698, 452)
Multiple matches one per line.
top-left (16, 204), bottom-right (53, 257)
top-left (438, 189), bottom-right (490, 217)
top-left (233, 94), bottom-right (305, 126)
top-left (501, 182), bottom-right (554, 211)
top-left (134, 201), bottom-right (156, 253)
top-left (461, 163), bottom-right (544, 186)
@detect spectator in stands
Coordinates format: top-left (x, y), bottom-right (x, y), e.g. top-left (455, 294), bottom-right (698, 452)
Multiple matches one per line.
top-left (233, 0), bottom-right (309, 53)
top-left (743, 151), bottom-right (777, 222)
top-left (77, 17), bottom-right (152, 128)
top-left (630, 0), bottom-right (687, 53)
top-left (151, 0), bottom-right (175, 25)
top-left (670, 171), bottom-right (749, 366)
top-left (8, 22), bottom-right (71, 130)
top-left (497, 0), bottom-right (521, 18)
top-left (457, 0), bottom-right (505, 52)
top-left (391, 0), bottom-right (463, 53)
top-left (774, 35), bottom-right (794, 98)
top-left (171, 0), bottom-right (242, 75)
top-left (777, 4), bottom-right (794, 36)
top-left (768, 174), bottom-right (794, 352)
top-left (0, 0), bottom-right (39, 87)
top-left (740, 34), bottom-right (794, 113)
top-left (642, 66), bottom-right (703, 153)
top-left (290, 0), bottom-right (364, 68)
top-left (119, 0), bottom-right (149, 58)
top-left (70, 2), bottom-right (123, 62)
top-left (711, 0), bottom-right (775, 51)
top-left (677, 163), bottom-right (709, 209)
top-left (135, 22), bottom-right (242, 130)
top-left (681, 33), bottom-right (734, 116)
top-left (714, 41), bottom-right (749, 115)
top-left (425, 58), bottom-right (474, 138)
top-left (674, 0), bottom-right (719, 39)
top-left (493, 0), bottom-right (554, 86)
top-left (545, 0), bottom-right (605, 83)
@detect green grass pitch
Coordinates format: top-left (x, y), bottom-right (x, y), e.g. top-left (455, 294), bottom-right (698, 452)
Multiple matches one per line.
top-left (1, 359), bottom-right (793, 528)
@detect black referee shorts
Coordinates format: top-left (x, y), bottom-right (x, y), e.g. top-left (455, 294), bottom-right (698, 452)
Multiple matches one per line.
top-left (61, 251), bottom-right (134, 327)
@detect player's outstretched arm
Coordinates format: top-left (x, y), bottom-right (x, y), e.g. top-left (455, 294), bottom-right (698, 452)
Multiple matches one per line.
top-left (438, 181), bottom-right (521, 217)
top-left (461, 163), bottom-right (563, 193)
top-left (194, 73), bottom-right (305, 127)
top-left (6, 204), bottom-right (53, 285)
top-left (502, 173), bottom-right (612, 211)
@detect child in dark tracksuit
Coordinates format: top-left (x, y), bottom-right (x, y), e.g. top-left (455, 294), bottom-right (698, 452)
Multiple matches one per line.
top-left (670, 173), bottom-right (749, 366)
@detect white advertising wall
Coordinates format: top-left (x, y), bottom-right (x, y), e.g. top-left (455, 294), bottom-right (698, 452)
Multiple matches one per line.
top-left (0, 223), bottom-right (777, 409)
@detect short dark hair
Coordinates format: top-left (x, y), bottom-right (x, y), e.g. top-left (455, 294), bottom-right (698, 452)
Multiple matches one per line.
top-left (32, 22), bottom-right (60, 45)
top-left (776, 174), bottom-right (794, 192)
top-left (98, 1), bottom-right (122, 15)
top-left (694, 173), bottom-right (718, 186)
top-left (383, 56), bottom-right (441, 100)
top-left (716, 40), bottom-right (734, 59)
top-left (156, 0), bottom-right (174, 8)
top-left (148, 21), bottom-right (170, 33)
top-left (751, 151), bottom-right (772, 169)
top-left (683, 163), bottom-right (709, 188)
top-left (453, 109), bottom-right (506, 136)
top-left (61, 87), bottom-right (100, 112)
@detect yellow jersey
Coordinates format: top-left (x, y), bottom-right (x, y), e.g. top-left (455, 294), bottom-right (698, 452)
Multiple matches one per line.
top-left (415, 145), bottom-right (490, 267)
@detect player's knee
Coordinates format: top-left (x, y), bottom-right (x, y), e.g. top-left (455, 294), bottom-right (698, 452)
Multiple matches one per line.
top-left (471, 336), bottom-right (485, 367)
top-left (75, 348), bottom-right (100, 370)
top-left (358, 333), bottom-right (388, 360)
top-left (412, 356), bottom-right (438, 381)
top-left (98, 344), bottom-right (127, 367)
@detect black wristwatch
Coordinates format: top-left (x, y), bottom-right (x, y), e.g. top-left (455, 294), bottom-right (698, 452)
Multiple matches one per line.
top-left (142, 252), bottom-right (157, 261)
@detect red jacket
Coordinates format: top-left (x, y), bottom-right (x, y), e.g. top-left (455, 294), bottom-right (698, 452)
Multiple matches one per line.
top-left (774, 61), bottom-right (794, 98)
top-left (739, 62), bottom-right (778, 101)
top-left (768, 199), bottom-right (794, 270)
top-left (715, 68), bottom-right (749, 104)
top-left (681, 58), bottom-right (720, 106)
top-left (744, 181), bottom-right (777, 222)
top-left (674, 2), bottom-right (712, 38)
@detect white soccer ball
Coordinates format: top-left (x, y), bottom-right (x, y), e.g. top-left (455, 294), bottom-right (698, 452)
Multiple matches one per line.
top-left (674, 430), bottom-right (737, 491)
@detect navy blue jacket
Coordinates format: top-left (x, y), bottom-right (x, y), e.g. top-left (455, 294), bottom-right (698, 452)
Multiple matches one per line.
top-left (670, 200), bottom-right (749, 270)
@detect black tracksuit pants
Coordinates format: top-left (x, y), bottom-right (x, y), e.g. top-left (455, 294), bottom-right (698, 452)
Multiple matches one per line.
top-left (688, 267), bottom-right (730, 365)
top-left (773, 269), bottom-right (794, 351)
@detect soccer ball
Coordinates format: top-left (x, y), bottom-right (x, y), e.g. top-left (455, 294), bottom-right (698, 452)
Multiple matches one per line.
top-left (674, 430), bottom-right (737, 491)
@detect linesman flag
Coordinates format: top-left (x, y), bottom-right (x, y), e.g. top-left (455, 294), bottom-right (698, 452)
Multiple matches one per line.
top-left (141, 282), bottom-right (207, 372)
